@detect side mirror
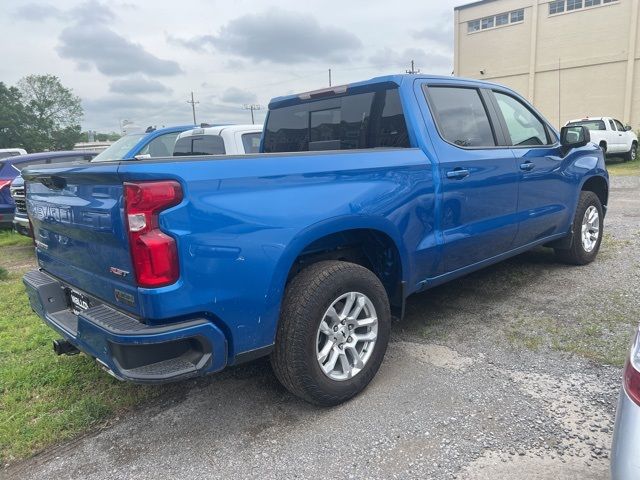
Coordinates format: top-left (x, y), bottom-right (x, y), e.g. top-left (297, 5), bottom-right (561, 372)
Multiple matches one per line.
top-left (625, 125), bottom-right (632, 131)
top-left (560, 125), bottom-right (590, 154)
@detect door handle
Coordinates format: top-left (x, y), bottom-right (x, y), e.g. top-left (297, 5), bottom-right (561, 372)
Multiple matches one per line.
top-left (446, 168), bottom-right (470, 180)
top-left (520, 161), bottom-right (535, 171)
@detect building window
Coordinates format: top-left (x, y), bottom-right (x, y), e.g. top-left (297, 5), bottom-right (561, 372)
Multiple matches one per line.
top-left (566, 0), bottom-right (583, 10)
top-left (550, 0), bottom-right (617, 15)
top-left (510, 9), bottom-right (524, 22)
top-left (549, 1), bottom-right (565, 14)
top-left (467, 9), bottom-right (524, 33)
top-left (496, 13), bottom-right (509, 26)
top-left (481, 16), bottom-right (495, 29)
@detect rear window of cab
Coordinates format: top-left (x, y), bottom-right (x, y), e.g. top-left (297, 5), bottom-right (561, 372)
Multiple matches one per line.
top-left (263, 86), bottom-right (410, 153)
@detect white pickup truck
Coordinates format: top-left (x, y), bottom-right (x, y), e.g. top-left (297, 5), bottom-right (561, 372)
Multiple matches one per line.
top-left (566, 117), bottom-right (637, 161)
top-left (173, 124), bottom-right (263, 156)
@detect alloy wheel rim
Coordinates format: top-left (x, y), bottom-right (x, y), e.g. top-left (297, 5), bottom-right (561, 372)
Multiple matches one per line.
top-left (315, 292), bottom-right (378, 381)
top-left (581, 205), bottom-right (600, 253)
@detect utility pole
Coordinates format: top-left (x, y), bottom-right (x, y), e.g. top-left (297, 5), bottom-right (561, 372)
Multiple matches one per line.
top-left (406, 60), bottom-right (420, 74)
top-left (187, 92), bottom-right (199, 125)
top-left (328, 68), bottom-right (332, 87)
top-left (242, 104), bottom-right (262, 125)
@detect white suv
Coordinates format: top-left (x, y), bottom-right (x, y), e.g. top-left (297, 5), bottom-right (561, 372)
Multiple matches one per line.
top-left (566, 117), bottom-right (637, 161)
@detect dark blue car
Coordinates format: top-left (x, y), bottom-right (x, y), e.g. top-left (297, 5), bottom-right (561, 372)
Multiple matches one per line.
top-left (2, 151), bottom-right (98, 231)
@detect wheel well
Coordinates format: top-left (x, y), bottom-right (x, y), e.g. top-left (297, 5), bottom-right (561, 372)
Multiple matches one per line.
top-left (287, 229), bottom-right (404, 316)
top-left (582, 176), bottom-right (608, 210)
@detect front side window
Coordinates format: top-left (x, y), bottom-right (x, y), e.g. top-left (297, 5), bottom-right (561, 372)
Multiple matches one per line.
top-left (494, 92), bottom-right (549, 146)
top-left (426, 87), bottom-right (495, 148)
top-left (614, 119), bottom-right (626, 131)
top-left (263, 87), bottom-right (409, 153)
top-left (241, 133), bottom-right (262, 153)
top-left (139, 132), bottom-right (181, 157)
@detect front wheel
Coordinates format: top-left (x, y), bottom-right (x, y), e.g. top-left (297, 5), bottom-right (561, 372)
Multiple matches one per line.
top-left (554, 191), bottom-right (603, 265)
top-left (271, 260), bottom-right (391, 406)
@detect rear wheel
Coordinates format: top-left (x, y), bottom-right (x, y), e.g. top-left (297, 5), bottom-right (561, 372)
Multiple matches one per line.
top-left (271, 260), bottom-right (391, 406)
top-left (624, 142), bottom-right (637, 162)
top-left (554, 191), bottom-right (603, 265)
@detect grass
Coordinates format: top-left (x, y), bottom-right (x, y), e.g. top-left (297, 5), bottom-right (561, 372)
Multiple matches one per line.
top-left (504, 290), bottom-right (637, 367)
top-left (607, 157), bottom-right (640, 176)
top-left (0, 230), bottom-right (32, 247)
top-left (0, 231), bottom-right (168, 464)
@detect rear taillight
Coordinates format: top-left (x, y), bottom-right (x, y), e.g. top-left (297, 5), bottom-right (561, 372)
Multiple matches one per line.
top-left (124, 181), bottom-right (182, 288)
top-left (0, 179), bottom-right (12, 190)
top-left (623, 327), bottom-right (640, 406)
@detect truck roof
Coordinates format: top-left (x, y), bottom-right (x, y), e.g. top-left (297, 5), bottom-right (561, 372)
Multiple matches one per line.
top-left (176, 124), bottom-right (263, 139)
top-left (268, 73), bottom-right (517, 109)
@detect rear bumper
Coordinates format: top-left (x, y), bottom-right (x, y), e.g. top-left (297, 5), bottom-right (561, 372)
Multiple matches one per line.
top-left (13, 214), bottom-right (31, 236)
top-left (23, 269), bottom-right (228, 383)
top-left (611, 387), bottom-right (640, 480)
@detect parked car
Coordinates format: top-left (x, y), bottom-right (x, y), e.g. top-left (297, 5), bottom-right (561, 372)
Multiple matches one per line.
top-left (0, 148), bottom-right (27, 159)
top-left (1, 151), bottom-right (95, 228)
top-left (566, 117), bottom-right (637, 161)
top-left (9, 151), bottom-right (99, 236)
top-left (91, 125), bottom-right (195, 163)
top-left (22, 74), bottom-right (607, 406)
top-left (173, 124), bottom-right (263, 156)
top-left (611, 324), bottom-right (640, 479)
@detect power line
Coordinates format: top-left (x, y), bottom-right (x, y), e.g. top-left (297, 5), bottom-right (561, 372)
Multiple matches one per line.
top-left (187, 91), bottom-right (199, 124)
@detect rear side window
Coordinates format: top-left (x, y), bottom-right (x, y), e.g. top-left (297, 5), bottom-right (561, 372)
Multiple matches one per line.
top-left (567, 120), bottom-right (605, 131)
top-left (493, 92), bottom-right (549, 146)
top-left (426, 86), bottom-right (496, 147)
top-left (174, 135), bottom-right (226, 156)
top-left (241, 133), bottom-right (261, 153)
top-left (263, 87), bottom-right (410, 153)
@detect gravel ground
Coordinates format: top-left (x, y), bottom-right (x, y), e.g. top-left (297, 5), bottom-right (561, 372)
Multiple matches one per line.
top-left (4, 175), bottom-right (639, 480)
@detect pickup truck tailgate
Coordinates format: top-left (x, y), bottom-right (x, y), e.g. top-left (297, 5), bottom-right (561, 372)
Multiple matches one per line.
top-left (23, 163), bottom-right (140, 315)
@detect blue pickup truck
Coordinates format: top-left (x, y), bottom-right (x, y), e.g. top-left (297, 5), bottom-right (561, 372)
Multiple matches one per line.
top-left (22, 75), bottom-right (607, 406)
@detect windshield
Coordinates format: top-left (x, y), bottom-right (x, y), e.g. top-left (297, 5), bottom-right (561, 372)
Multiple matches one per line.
top-left (91, 134), bottom-right (145, 162)
top-left (567, 120), bottom-right (605, 131)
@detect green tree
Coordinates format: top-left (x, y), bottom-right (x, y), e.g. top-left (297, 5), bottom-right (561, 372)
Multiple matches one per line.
top-left (17, 75), bottom-right (83, 151)
top-left (0, 83), bottom-right (31, 149)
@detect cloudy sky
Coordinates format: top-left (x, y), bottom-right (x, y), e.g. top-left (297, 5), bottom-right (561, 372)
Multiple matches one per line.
top-left (1, 0), bottom-right (461, 132)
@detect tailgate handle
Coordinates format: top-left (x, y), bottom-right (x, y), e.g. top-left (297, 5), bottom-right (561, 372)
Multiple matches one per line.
top-left (39, 176), bottom-right (67, 190)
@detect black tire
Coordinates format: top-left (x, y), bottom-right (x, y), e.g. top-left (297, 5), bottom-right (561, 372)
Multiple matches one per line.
top-left (270, 260), bottom-right (391, 406)
top-left (599, 142), bottom-right (607, 156)
top-left (554, 191), bottom-right (603, 265)
top-left (624, 142), bottom-right (637, 162)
